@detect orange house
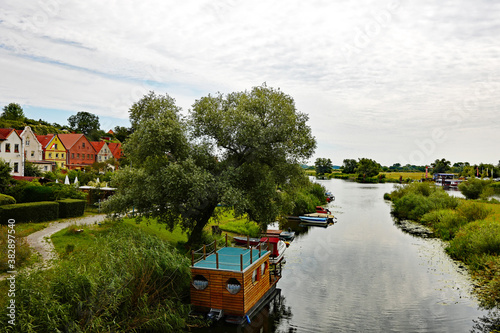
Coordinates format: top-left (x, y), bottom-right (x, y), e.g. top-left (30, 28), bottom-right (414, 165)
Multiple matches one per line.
top-left (58, 134), bottom-right (96, 170)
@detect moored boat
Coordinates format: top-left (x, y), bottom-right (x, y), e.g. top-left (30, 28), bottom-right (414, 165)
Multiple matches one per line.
top-left (299, 216), bottom-right (329, 224)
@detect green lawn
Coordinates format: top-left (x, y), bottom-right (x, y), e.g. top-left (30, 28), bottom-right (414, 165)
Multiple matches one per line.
top-left (122, 218), bottom-right (188, 244)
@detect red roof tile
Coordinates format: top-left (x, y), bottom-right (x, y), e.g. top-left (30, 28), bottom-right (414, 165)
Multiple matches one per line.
top-left (36, 134), bottom-right (55, 148)
top-left (91, 141), bottom-right (105, 152)
top-left (0, 128), bottom-right (15, 140)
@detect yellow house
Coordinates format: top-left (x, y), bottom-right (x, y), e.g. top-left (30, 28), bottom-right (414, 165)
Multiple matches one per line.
top-left (36, 134), bottom-right (67, 169)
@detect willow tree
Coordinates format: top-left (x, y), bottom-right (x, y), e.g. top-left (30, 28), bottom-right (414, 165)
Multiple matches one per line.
top-left (104, 85), bottom-right (316, 245)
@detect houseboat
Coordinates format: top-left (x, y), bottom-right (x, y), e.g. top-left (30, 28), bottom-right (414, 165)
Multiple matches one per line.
top-left (190, 237), bottom-right (282, 324)
top-left (433, 173), bottom-right (464, 187)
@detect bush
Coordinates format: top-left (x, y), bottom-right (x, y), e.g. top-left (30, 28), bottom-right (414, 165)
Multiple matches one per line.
top-left (0, 223), bottom-right (194, 332)
top-left (421, 209), bottom-right (467, 240)
top-left (457, 201), bottom-right (491, 222)
top-left (57, 199), bottom-right (86, 218)
top-left (459, 177), bottom-right (492, 200)
top-left (0, 201), bottom-right (59, 224)
top-left (19, 185), bottom-right (55, 202)
top-left (0, 194), bottom-right (15, 205)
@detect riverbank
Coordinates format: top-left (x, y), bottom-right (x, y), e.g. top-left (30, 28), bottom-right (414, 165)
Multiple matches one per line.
top-left (387, 181), bottom-right (500, 308)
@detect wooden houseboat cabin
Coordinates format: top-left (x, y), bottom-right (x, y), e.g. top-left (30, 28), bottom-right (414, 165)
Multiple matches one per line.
top-left (190, 238), bottom-right (282, 324)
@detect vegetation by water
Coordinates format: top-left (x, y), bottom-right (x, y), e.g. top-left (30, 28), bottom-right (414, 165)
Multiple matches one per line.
top-left (387, 182), bottom-right (500, 308)
top-left (0, 222), bottom-right (198, 333)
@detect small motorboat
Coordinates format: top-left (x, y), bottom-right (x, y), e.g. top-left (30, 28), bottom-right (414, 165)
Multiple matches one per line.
top-left (299, 216), bottom-right (328, 224)
top-left (265, 237), bottom-right (286, 264)
top-left (279, 230), bottom-right (295, 241)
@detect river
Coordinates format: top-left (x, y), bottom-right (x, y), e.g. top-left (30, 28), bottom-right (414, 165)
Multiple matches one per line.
top-left (194, 179), bottom-right (491, 333)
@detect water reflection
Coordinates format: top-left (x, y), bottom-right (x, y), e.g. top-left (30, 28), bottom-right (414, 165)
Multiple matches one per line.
top-left (192, 179), bottom-right (491, 332)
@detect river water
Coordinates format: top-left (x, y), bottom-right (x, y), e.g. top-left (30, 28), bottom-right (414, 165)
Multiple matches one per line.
top-left (195, 179), bottom-right (491, 333)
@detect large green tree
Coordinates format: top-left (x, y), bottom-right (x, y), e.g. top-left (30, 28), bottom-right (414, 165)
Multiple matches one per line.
top-left (68, 111), bottom-right (100, 136)
top-left (0, 159), bottom-right (12, 192)
top-left (104, 86), bottom-right (316, 245)
top-left (315, 158), bottom-right (332, 176)
top-left (431, 158), bottom-right (451, 174)
top-left (342, 159), bottom-right (358, 174)
top-left (355, 158), bottom-right (381, 178)
top-left (1, 103), bottom-right (25, 121)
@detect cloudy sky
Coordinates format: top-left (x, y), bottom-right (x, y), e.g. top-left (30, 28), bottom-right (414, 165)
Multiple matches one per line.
top-left (1, 0), bottom-right (499, 166)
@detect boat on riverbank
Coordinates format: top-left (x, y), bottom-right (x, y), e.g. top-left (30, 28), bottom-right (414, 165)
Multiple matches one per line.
top-left (299, 216), bottom-right (329, 224)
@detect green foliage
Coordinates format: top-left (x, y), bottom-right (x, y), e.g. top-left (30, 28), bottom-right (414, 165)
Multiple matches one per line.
top-left (24, 161), bottom-right (43, 177)
top-left (105, 86), bottom-right (316, 245)
top-left (0, 158), bottom-right (12, 192)
top-left (342, 158), bottom-right (358, 174)
top-left (431, 158), bottom-right (451, 174)
top-left (355, 158), bottom-right (381, 179)
top-left (0, 194), bottom-right (16, 205)
top-left (1, 102), bottom-right (25, 121)
top-left (57, 199), bottom-right (86, 218)
top-left (315, 157), bottom-right (332, 176)
top-left (218, 220), bottom-right (261, 238)
top-left (459, 177), bottom-right (492, 200)
top-left (0, 201), bottom-right (59, 224)
top-left (0, 223), bottom-right (194, 332)
top-left (390, 183), bottom-right (458, 220)
top-left (0, 226), bottom-right (32, 273)
top-left (67, 111), bottom-right (100, 136)
top-left (421, 209), bottom-right (467, 240)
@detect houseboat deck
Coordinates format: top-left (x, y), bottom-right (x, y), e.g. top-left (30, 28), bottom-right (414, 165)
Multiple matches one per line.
top-left (193, 246), bottom-right (270, 272)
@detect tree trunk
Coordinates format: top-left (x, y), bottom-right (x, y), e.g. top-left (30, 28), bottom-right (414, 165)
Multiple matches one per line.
top-left (187, 202), bottom-right (218, 246)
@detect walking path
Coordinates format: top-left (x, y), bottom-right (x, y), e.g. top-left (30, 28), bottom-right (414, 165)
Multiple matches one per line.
top-left (1, 214), bottom-right (107, 280)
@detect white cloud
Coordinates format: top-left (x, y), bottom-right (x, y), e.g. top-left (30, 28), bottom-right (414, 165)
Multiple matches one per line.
top-left (0, 0), bottom-right (499, 165)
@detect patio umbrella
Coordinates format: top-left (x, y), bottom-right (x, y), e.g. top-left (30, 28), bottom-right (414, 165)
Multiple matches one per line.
top-left (74, 176), bottom-right (79, 185)
top-left (64, 175), bottom-right (70, 185)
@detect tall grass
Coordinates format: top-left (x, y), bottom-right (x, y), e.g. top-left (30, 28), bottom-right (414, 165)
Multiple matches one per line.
top-left (0, 226), bottom-right (32, 273)
top-left (0, 223), bottom-right (196, 332)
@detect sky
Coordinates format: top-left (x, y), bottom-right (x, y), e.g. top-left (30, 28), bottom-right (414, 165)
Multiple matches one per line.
top-left (1, 0), bottom-right (499, 167)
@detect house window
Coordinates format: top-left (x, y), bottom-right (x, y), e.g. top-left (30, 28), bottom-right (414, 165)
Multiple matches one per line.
top-left (13, 163), bottom-right (18, 173)
top-left (14, 144), bottom-right (19, 153)
top-left (44, 166), bottom-right (48, 171)
top-left (5, 143), bottom-right (10, 152)
top-left (26, 139), bottom-right (30, 146)
top-left (82, 142), bottom-right (85, 148)
top-left (261, 262), bottom-right (267, 277)
top-left (99, 156), bottom-right (101, 161)
top-left (56, 153), bottom-right (59, 158)
top-left (192, 275), bottom-right (208, 290)
top-left (77, 153), bottom-right (80, 159)
top-left (54, 144), bottom-right (57, 149)
top-left (31, 151), bottom-right (34, 157)
top-left (61, 163), bottom-right (64, 168)
top-left (226, 278), bottom-right (241, 294)
top-left (49, 153), bottom-right (52, 158)
top-left (87, 154), bottom-right (90, 159)
top-left (61, 153), bottom-right (64, 158)
top-left (72, 153), bottom-right (75, 159)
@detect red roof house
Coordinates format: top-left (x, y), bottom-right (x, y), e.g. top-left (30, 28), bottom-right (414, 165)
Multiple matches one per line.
top-left (58, 134), bottom-right (96, 170)
top-left (107, 142), bottom-right (123, 160)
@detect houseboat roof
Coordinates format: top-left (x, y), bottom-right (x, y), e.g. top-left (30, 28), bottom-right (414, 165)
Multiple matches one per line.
top-left (193, 247), bottom-right (270, 272)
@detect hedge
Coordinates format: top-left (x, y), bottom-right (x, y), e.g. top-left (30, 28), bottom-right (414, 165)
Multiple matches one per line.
top-left (0, 194), bottom-right (16, 206)
top-left (57, 199), bottom-right (86, 218)
top-left (0, 201), bottom-right (59, 224)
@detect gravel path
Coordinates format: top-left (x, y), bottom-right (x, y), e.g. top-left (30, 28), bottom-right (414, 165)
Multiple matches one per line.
top-left (1, 214), bottom-right (107, 280)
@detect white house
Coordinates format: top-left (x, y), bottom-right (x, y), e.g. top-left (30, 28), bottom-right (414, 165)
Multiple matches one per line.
top-left (18, 126), bottom-right (43, 162)
top-left (0, 128), bottom-right (24, 176)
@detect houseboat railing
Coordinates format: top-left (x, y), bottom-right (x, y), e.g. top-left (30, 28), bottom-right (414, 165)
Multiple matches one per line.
top-left (191, 235), bottom-right (270, 271)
